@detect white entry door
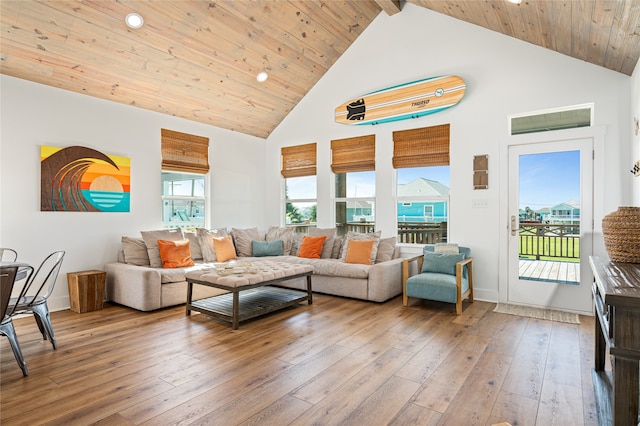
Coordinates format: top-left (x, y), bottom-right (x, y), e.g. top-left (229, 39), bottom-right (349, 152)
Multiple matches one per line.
top-left (507, 137), bottom-right (593, 314)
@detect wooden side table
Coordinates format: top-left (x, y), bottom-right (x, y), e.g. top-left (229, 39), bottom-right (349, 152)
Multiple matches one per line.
top-left (67, 270), bottom-right (106, 313)
top-left (590, 257), bottom-right (640, 425)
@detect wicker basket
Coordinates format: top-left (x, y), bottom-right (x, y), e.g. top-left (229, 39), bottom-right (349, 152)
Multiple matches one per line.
top-left (602, 207), bottom-right (640, 263)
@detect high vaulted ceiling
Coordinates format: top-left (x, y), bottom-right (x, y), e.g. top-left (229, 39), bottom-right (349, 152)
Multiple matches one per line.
top-left (2, 1), bottom-right (639, 139)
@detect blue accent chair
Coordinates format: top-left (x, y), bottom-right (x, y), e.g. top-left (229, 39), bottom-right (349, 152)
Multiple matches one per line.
top-left (402, 245), bottom-right (474, 315)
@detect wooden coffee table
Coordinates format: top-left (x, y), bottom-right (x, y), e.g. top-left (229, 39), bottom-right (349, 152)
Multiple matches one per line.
top-left (185, 261), bottom-right (313, 329)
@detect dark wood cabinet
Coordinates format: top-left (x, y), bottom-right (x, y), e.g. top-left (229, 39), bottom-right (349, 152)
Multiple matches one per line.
top-left (590, 257), bottom-right (640, 426)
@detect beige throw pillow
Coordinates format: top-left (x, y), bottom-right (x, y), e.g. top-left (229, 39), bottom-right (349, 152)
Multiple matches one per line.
top-left (231, 227), bottom-right (263, 257)
top-left (434, 243), bottom-right (459, 254)
top-left (375, 237), bottom-right (397, 263)
top-left (340, 230), bottom-right (381, 265)
top-left (290, 233), bottom-right (305, 256)
top-left (266, 226), bottom-right (293, 255)
top-left (121, 236), bottom-right (150, 266)
top-left (309, 227), bottom-right (337, 259)
top-left (184, 231), bottom-right (203, 261)
top-left (197, 228), bottom-right (228, 262)
top-left (140, 229), bottom-right (185, 268)
top-left (331, 236), bottom-right (344, 259)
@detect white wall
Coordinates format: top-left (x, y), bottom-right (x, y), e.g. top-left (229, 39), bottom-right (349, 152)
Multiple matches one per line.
top-left (265, 5), bottom-right (631, 302)
top-left (0, 75), bottom-right (267, 311)
top-left (632, 57), bottom-right (640, 205)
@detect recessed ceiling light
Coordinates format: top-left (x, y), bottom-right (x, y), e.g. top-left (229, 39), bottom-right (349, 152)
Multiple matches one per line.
top-left (125, 13), bottom-right (144, 29)
top-left (256, 72), bottom-right (269, 83)
top-left (507, 0), bottom-right (522, 4)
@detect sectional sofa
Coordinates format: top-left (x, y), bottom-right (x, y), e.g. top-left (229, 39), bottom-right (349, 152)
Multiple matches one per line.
top-left (104, 226), bottom-right (404, 311)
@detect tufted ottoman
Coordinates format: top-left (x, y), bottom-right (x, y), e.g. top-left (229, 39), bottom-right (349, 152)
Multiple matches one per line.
top-left (185, 260), bottom-right (313, 329)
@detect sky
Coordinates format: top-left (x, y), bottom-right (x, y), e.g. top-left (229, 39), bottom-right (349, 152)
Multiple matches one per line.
top-left (519, 150), bottom-right (580, 210)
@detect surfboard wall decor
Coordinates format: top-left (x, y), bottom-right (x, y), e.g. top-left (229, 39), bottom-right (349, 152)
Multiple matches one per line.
top-left (335, 75), bottom-right (466, 126)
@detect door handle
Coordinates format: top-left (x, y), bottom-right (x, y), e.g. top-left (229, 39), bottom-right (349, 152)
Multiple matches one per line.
top-left (511, 215), bottom-right (517, 236)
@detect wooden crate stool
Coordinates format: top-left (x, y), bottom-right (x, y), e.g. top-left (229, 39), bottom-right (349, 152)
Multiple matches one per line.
top-left (67, 270), bottom-right (106, 313)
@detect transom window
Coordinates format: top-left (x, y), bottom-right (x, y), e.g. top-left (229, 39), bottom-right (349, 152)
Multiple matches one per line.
top-left (509, 103), bottom-right (593, 135)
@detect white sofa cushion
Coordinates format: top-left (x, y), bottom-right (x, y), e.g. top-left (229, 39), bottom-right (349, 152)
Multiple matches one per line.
top-left (282, 256), bottom-right (370, 279)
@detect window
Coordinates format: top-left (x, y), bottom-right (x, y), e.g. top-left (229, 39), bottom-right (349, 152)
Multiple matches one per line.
top-left (162, 172), bottom-right (206, 229)
top-left (331, 135), bottom-right (375, 236)
top-left (509, 103), bottom-right (593, 136)
top-left (161, 129), bottom-right (209, 229)
top-left (424, 205), bottom-right (434, 219)
top-left (281, 143), bottom-right (317, 233)
top-left (394, 124), bottom-right (450, 243)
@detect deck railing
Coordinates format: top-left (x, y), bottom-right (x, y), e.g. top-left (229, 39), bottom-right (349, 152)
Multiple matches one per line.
top-left (397, 222), bottom-right (447, 244)
top-left (519, 222), bottom-right (580, 260)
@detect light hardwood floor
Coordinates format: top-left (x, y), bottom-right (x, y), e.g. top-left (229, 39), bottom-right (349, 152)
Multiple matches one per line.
top-left (1, 294), bottom-right (598, 425)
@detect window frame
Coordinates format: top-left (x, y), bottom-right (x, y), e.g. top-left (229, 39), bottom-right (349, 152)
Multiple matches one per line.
top-left (395, 170), bottom-right (450, 244)
top-left (281, 143), bottom-right (318, 233)
top-left (334, 170), bottom-right (376, 236)
top-left (161, 171), bottom-right (207, 230)
top-left (283, 175), bottom-right (318, 233)
top-left (393, 124), bottom-right (451, 244)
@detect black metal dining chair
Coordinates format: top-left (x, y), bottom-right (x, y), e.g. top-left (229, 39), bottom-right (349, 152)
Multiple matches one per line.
top-left (11, 251), bottom-right (65, 350)
top-left (1, 262), bottom-right (34, 376)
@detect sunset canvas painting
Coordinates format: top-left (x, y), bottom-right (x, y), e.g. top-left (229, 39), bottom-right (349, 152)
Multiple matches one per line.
top-left (41, 145), bottom-right (130, 212)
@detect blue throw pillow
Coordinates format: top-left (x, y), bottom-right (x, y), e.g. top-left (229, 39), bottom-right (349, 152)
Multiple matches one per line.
top-left (252, 240), bottom-right (284, 257)
top-left (421, 251), bottom-right (465, 275)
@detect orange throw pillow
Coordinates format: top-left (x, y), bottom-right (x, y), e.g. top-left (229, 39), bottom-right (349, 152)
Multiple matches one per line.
top-left (298, 235), bottom-right (327, 259)
top-left (213, 235), bottom-right (237, 262)
top-left (345, 239), bottom-right (375, 265)
top-left (157, 239), bottom-right (195, 268)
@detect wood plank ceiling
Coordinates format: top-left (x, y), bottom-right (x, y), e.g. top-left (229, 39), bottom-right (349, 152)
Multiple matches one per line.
top-left (1, 1), bottom-right (639, 139)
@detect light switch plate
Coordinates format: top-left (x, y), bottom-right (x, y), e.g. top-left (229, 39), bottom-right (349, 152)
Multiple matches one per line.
top-left (472, 199), bottom-right (488, 208)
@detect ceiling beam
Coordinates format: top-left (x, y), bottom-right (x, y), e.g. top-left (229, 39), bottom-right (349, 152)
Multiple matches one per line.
top-left (375, 0), bottom-right (404, 16)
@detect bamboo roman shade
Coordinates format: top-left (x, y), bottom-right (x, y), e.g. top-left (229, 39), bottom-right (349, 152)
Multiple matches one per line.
top-left (281, 143), bottom-right (317, 178)
top-left (331, 134), bottom-right (375, 174)
top-left (392, 124), bottom-right (450, 168)
top-left (161, 128), bottom-right (210, 174)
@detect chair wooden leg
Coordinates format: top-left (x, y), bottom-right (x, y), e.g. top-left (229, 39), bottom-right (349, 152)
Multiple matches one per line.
top-left (456, 299), bottom-right (462, 315)
top-left (468, 261), bottom-right (474, 303)
top-left (402, 260), bottom-right (408, 306)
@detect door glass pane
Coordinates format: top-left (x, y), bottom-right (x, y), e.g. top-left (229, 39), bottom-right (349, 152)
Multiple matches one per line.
top-left (518, 150), bottom-right (580, 284)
